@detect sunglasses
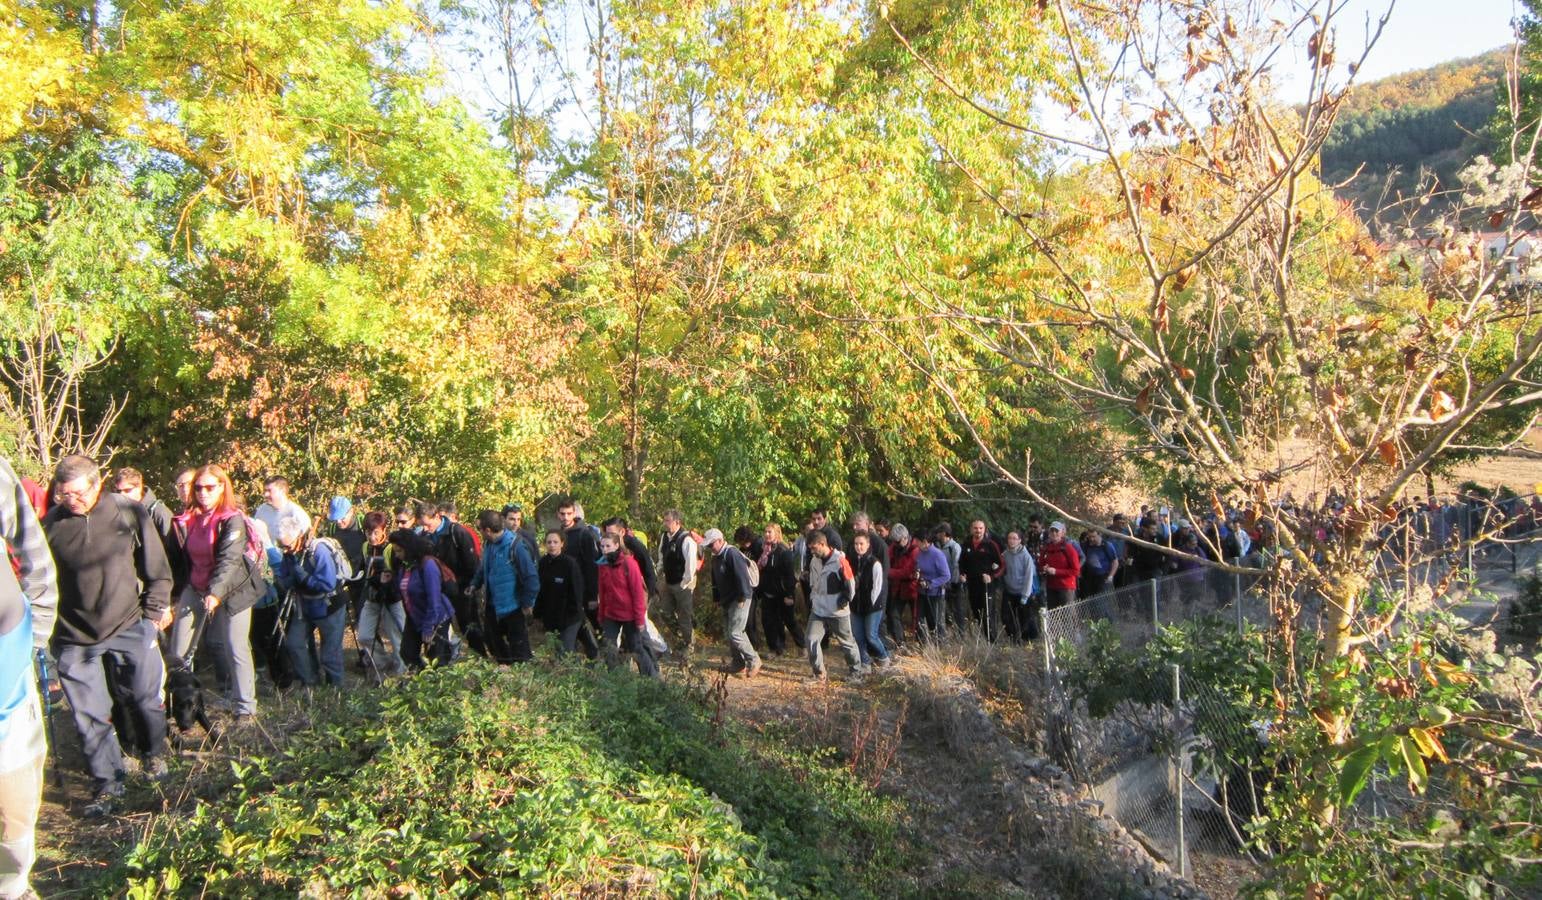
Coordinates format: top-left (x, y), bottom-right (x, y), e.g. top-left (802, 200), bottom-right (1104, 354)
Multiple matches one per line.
top-left (194, 483), bottom-right (221, 492)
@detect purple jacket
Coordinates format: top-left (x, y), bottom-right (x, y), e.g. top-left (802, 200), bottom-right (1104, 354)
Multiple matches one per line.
top-left (916, 545), bottom-right (952, 595)
top-left (399, 561), bottom-right (454, 637)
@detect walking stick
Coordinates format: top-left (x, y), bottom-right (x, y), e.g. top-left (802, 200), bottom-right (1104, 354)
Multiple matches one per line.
top-left (35, 650), bottom-right (64, 788)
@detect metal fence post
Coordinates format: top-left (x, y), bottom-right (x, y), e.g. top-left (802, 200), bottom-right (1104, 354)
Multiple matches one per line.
top-left (1233, 559), bottom-right (1244, 634)
top-left (1040, 607), bottom-right (1053, 690)
top-left (1172, 662), bottom-right (1188, 879)
top-left (1151, 577), bottom-right (1160, 628)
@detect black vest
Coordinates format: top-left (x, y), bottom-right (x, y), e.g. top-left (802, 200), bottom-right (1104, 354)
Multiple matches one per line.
top-left (661, 529), bottom-right (688, 585)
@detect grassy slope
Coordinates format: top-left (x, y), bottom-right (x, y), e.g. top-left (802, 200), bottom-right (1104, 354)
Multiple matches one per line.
top-left (103, 660), bottom-right (911, 898)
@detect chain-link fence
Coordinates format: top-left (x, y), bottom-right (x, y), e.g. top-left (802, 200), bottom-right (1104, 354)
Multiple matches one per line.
top-left (1034, 509), bottom-right (1540, 893)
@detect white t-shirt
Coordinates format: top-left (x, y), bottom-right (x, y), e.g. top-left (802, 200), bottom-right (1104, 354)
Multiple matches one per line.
top-left (254, 498), bottom-right (311, 544)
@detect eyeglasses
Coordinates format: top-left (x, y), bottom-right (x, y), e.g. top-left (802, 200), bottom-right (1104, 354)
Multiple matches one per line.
top-left (55, 485), bottom-right (99, 501)
top-left (194, 483), bottom-right (221, 493)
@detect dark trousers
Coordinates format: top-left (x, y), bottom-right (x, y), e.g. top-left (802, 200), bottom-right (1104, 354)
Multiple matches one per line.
top-left (56, 619), bottom-right (167, 786)
top-left (601, 620), bottom-right (659, 678)
top-left (485, 607), bottom-right (533, 663)
top-left (920, 592), bottom-right (945, 638)
top-left (558, 619), bottom-right (600, 659)
top-left (884, 596), bottom-right (909, 644)
top-left (284, 604), bottom-right (346, 686)
top-left (402, 620), bottom-right (454, 670)
top-left (250, 603), bottom-right (293, 689)
top-left (998, 591), bottom-right (1026, 642)
top-left (967, 579), bottom-right (993, 633)
top-left (760, 595), bottom-right (805, 653)
top-left (946, 585), bottom-right (969, 632)
top-left (449, 590), bottom-right (485, 657)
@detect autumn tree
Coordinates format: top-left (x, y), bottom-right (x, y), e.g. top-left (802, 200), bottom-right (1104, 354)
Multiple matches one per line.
top-left (857, 0), bottom-right (1542, 891)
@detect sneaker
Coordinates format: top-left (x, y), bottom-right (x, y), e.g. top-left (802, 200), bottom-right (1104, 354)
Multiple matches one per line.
top-left (82, 783), bottom-right (124, 819)
top-left (743, 659), bottom-right (764, 679)
top-left (879, 656), bottom-right (896, 668)
top-left (144, 756), bottom-right (170, 781)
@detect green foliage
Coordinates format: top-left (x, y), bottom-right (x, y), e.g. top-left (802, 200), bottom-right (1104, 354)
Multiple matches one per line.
top-left (1508, 574), bottom-right (1542, 640)
top-left (106, 661), bottom-right (909, 898)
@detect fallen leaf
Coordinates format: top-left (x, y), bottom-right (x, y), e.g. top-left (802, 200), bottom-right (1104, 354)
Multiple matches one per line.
top-left (1377, 441), bottom-right (1399, 466)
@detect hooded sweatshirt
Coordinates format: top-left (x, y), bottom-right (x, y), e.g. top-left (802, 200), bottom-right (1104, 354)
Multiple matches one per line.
top-left (43, 493), bottom-right (172, 645)
top-left (1000, 544), bottom-right (1036, 596)
top-left (807, 549), bottom-right (855, 618)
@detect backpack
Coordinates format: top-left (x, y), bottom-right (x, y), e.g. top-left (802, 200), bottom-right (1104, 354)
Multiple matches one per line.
top-left (745, 557), bottom-right (760, 589)
top-left (686, 530), bottom-right (707, 573)
top-left (240, 513), bottom-right (271, 582)
top-left (313, 536), bottom-right (356, 583)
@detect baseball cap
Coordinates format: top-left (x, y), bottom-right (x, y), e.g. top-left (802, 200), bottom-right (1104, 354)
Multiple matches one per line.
top-left (327, 496), bottom-right (353, 523)
top-left (1049, 521), bottom-right (1066, 532)
top-left (701, 528), bottom-right (724, 546)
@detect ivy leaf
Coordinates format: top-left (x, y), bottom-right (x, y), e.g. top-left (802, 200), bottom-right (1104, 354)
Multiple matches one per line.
top-left (1338, 743), bottom-right (1381, 807)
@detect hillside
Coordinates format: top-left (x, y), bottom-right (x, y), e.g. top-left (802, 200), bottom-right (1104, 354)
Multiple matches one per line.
top-left (1321, 49), bottom-right (1509, 221)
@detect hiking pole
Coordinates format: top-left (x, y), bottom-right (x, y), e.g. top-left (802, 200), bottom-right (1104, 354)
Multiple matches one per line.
top-left (35, 649), bottom-right (64, 788)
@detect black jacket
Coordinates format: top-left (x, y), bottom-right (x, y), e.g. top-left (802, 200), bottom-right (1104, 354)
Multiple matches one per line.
top-left (432, 521), bottom-right (479, 586)
top-left (563, 525), bottom-right (600, 607)
top-left (537, 553), bottom-right (586, 630)
top-left (44, 493), bottom-right (173, 645)
top-left (754, 545), bottom-right (796, 603)
top-left (710, 544), bottom-right (752, 605)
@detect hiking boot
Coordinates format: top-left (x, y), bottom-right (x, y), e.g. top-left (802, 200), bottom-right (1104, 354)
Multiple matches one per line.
top-left (143, 756), bottom-right (170, 781)
top-left (879, 656), bottom-right (896, 669)
top-left (82, 783), bottom-right (124, 819)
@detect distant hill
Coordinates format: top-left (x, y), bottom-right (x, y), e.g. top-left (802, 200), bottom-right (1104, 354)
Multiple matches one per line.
top-left (1320, 49), bottom-right (1509, 222)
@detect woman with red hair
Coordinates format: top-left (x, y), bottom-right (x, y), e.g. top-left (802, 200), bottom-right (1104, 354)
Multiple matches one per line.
top-left (171, 464), bottom-right (259, 722)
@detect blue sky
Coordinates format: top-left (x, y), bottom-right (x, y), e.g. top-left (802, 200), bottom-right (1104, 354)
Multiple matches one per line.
top-left (1343, 0), bottom-right (1519, 81)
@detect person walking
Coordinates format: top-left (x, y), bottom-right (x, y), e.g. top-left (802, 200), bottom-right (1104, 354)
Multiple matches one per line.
top-left (1037, 521), bottom-right (1082, 612)
top-left (535, 530), bottom-right (596, 658)
top-left (913, 531), bottom-right (951, 641)
top-left (802, 532), bottom-right (865, 681)
top-left (886, 524), bottom-right (919, 644)
top-left (389, 530), bottom-right (456, 669)
top-left (998, 531), bottom-right (1036, 642)
top-left (0, 456), bottom-right (58, 895)
top-left (959, 520), bottom-right (1003, 634)
top-left (848, 533), bottom-right (892, 668)
top-left (472, 511), bottom-right (535, 664)
top-left (656, 509), bottom-right (699, 656)
top-left (274, 518), bottom-right (346, 687)
top-left (173, 468), bottom-right (263, 721)
top-left (42, 455), bottom-right (174, 815)
top-left (355, 511), bottom-right (406, 678)
top-left (596, 535), bottom-right (658, 677)
top-left (703, 528), bottom-right (761, 678)
top-left (756, 524), bottom-right (803, 655)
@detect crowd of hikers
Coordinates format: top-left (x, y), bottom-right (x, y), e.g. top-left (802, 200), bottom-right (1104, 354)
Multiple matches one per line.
top-left (0, 452), bottom-right (1538, 899)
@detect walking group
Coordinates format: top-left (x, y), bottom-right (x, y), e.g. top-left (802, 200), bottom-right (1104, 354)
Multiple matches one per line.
top-left (1, 450), bottom-right (1536, 900)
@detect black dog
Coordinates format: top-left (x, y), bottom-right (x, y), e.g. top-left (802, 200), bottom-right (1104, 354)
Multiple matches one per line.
top-left (166, 662), bottom-right (215, 739)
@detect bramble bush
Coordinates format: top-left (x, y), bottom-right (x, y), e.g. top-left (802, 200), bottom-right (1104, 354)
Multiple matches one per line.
top-left (108, 660), bottom-right (909, 898)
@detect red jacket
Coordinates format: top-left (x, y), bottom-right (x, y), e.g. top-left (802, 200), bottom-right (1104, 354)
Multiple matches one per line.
top-left (1036, 540), bottom-right (1082, 592)
top-left (597, 553), bottom-right (648, 628)
top-left (888, 540), bottom-right (919, 605)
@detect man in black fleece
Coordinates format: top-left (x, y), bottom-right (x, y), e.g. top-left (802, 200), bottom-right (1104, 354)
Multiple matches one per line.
top-left (43, 455), bottom-right (173, 816)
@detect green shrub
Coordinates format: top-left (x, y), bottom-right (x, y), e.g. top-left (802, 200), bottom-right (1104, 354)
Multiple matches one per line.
top-left (108, 661), bottom-right (908, 898)
top-left (1508, 574), bottom-right (1542, 641)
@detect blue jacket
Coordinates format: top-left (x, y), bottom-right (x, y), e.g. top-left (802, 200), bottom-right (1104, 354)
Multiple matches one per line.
top-left (278, 541), bottom-right (339, 620)
top-left (474, 530), bottom-right (533, 617)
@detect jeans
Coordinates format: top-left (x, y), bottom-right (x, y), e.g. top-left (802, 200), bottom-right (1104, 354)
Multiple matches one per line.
top-left (356, 599), bottom-right (406, 677)
top-left (55, 619), bottom-right (167, 787)
top-left (284, 603), bottom-right (346, 687)
top-left (805, 614), bottom-right (864, 676)
top-left (601, 620), bottom-right (659, 678)
top-left (722, 599), bottom-right (760, 671)
top-left (0, 678), bottom-right (44, 899)
top-left (850, 611), bottom-right (889, 665)
top-left (171, 587), bottom-right (256, 714)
